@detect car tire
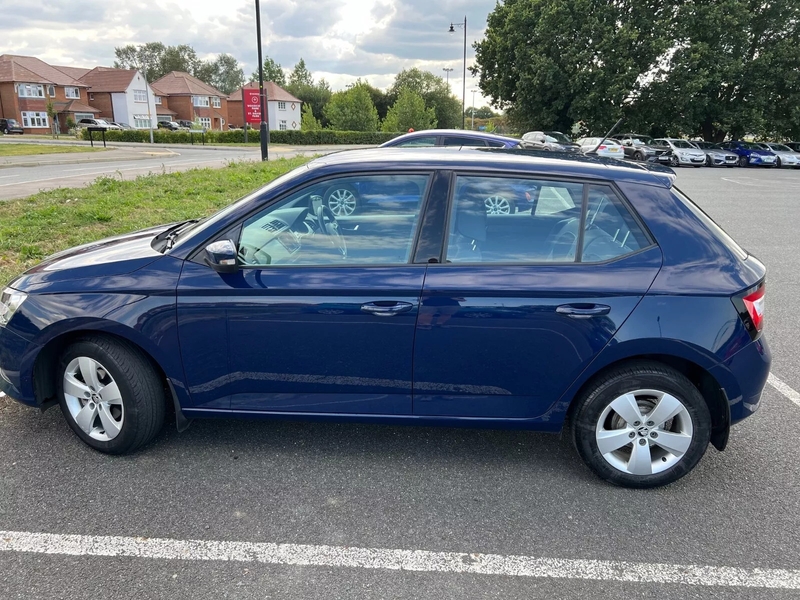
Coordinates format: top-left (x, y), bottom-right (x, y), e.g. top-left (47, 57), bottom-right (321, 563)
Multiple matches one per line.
top-left (738, 156), bottom-right (748, 167)
top-left (633, 151), bottom-right (644, 161)
top-left (57, 335), bottom-right (166, 455)
top-left (1, 127), bottom-right (8, 134)
top-left (571, 361), bottom-right (712, 489)
top-left (669, 155), bottom-right (679, 167)
top-left (776, 158), bottom-right (782, 168)
top-left (323, 184), bottom-right (360, 217)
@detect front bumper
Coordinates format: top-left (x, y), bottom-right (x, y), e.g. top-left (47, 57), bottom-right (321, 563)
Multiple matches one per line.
top-left (677, 155), bottom-right (706, 165)
top-left (709, 154), bottom-right (738, 166)
top-left (0, 325), bottom-right (37, 407)
top-left (750, 155), bottom-right (777, 166)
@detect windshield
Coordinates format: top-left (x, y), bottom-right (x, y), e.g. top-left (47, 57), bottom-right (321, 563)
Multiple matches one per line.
top-left (672, 140), bottom-right (694, 149)
top-left (96, 120), bottom-right (109, 125)
top-left (544, 131), bottom-right (572, 144)
top-left (7, 119), bottom-right (19, 126)
top-left (769, 143), bottom-right (792, 152)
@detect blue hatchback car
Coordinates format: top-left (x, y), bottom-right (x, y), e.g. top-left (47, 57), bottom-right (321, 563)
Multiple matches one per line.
top-left (719, 140), bottom-right (778, 167)
top-left (0, 149), bottom-right (769, 488)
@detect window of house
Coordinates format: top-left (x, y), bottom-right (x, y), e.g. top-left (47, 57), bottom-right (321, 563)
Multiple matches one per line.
top-left (199, 117), bottom-right (211, 129)
top-left (279, 120), bottom-right (287, 130)
top-left (133, 89), bottom-right (148, 103)
top-left (154, 96), bottom-right (162, 105)
top-left (47, 85), bottom-right (55, 97)
top-left (89, 93), bottom-right (95, 101)
top-left (65, 87), bottom-right (80, 99)
top-left (133, 116), bottom-right (151, 128)
top-left (278, 101), bottom-right (286, 110)
top-left (193, 96), bottom-right (210, 107)
top-left (18, 84), bottom-right (45, 98)
top-left (211, 96), bottom-right (221, 108)
top-left (20, 111), bottom-right (49, 128)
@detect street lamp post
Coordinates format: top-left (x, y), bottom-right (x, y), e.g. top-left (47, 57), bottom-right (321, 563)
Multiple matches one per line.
top-left (139, 62), bottom-right (154, 144)
top-left (255, 0), bottom-right (269, 161)
top-left (442, 67), bottom-right (453, 85)
top-left (448, 16), bottom-right (467, 129)
top-left (471, 89), bottom-right (478, 130)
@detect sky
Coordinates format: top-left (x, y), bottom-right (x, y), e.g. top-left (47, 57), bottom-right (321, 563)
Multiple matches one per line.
top-left (0, 0), bottom-right (498, 106)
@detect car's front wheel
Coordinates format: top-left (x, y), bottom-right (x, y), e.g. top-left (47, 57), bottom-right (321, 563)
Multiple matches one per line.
top-left (738, 156), bottom-right (748, 167)
top-left (571, 362), bottom-right (711, 488)
top-left (57, 336), bottom-right (165, 454)
top-left (633, 151), bottom-right (644, 161)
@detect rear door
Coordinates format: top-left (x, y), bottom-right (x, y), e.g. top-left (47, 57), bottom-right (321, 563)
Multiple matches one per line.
top-left (411, 174), bottom-right (663, 421)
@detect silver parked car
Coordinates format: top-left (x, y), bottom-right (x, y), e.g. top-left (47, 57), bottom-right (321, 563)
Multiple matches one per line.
top-left (653, 139), bottom-right (706, 167)
top-left (756, 143), bottom-right (800, 168)
top-left (690, 141), bottom-right (738, 167)
top-left (520, 131), bottom-right (581, 153)
top-left (613, 133), bottom-right (671, 162)
top-left (575, 137), bottom-right (625, 159)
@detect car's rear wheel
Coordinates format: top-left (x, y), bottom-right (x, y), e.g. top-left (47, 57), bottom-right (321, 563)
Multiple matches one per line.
top-left (484, 195), bottom-right (514, 215)
top-left (633, 151), bottom-right (644, 161)
top-left (324, 184), bottom-right (360, 217)
top-left (571, 362), bottom-right (711, 488)
top-left (57, 336), bottom-right (165, 454)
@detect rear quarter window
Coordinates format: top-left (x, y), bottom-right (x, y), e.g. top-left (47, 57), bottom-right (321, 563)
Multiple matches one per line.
top-left (672, 187), bottom-right (747, 260)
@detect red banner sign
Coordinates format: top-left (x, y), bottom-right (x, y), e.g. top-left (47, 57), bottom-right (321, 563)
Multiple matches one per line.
top-left (244, 89), bottom-right (262, 124)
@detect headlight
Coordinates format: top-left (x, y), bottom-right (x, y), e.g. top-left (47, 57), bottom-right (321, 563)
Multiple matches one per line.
top-left (0, 287), bottom-right (27, 327)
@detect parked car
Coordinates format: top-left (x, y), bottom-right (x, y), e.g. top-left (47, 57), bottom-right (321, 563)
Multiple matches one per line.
top-left (575, 137), bottom-right (625, 158)
top-left (0, 148), bottom-right (769, 489)
top-left (177, 120), bottom-right (196, 130)
top-left (718, 141), bottom-right (777, 167)
top-left (653, 139), bottom-right (706, 167)
top-left (0, 118), bottom-right (24, 134)
top-left (520, 131), bottom-right (581, 153)
top-left (755, 143), bottom-right (800, 168)
top-left (613, 133), bottom-right (670, 162)
top-left (76, 118), bottom-right (116, 130)
top-left (110, 122), bottom-right (134, 130)
top-left (157, 121), bottom-right (181, 131)
top-left (784, 142), bottom-right (800, 152)
top-left (689, 141), bottom-right (738, 167)
top-left (381, 129), bottom-right (520, 149)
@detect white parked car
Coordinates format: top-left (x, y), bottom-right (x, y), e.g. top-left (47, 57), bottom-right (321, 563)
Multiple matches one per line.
top-left (757, 143), bottom-right (800, 168)
top-left (575, 137), bottom-right (625, 159)
top-left (654, 139), bottom-right (706, 167)
top-left (76, 118), bottom-right (120, 130)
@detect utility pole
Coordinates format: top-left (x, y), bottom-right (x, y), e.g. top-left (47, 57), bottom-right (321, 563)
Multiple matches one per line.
top-left (140, 62), bottom-right (154, 144)
top-left (471, 89), bottom-right (477, 130)
top-left (449, 16), bottom-right (467, 129)
top-left (255, 0), bottom-right (269, 161)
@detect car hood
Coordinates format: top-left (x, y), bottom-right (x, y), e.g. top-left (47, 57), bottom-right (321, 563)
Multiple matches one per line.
top-left (11, 224), bottom-right (171, 290)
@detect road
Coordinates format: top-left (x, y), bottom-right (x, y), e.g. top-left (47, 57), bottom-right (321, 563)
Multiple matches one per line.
top-left (1, 166), bottom-right (799, 599)
top-left (0, 143), bottom-right (367, 200)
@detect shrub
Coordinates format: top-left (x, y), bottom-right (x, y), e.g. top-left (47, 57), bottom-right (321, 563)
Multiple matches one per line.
top-left (77, 128), bottom-right (402, 145)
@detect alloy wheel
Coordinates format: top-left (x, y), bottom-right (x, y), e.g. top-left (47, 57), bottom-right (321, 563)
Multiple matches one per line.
top-left (63, 357), bottom-right (124, 441)
top-left (595, 389), bottom-right (693, 476)
top-left (326, 189), bottom-right (357, 216)
top-left (484, 195), bottom-right (512, 215)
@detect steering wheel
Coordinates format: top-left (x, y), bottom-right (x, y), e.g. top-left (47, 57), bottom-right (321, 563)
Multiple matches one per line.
top-left (315, 205), bottom-right (347, 259)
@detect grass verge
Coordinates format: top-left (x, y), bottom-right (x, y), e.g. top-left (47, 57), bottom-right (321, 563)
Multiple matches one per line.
top-left (0, 156), bottom-right (311, 284)
top-left (0, 144), bottom-right (106, 157)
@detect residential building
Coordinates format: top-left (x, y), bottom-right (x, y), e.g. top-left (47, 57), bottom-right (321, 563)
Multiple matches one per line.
top-left (227, 81), bottom-right (303, 131)
top-left (148, 83), bottom-right (179, 124)
top-left (149, 71), bottom-right (228, 130)
top-left (0, 54), bottom-right (97, 133)
top-left (75, 67), bottom-right (158, 129)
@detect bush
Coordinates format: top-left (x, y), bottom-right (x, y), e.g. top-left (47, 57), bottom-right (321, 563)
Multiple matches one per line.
top-left (78, 128), bottom-right (402, 145)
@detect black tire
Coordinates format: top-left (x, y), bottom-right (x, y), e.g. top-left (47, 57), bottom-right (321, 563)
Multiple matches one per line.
top-left (323, 184), bottom-right (360, 217)
top-left (1, 127), bottom-right (8, 134)
top-left (776, 157), bottom-right (782, 168)
top-left (669, 155), bottom-right (679, 167)
top-left (633, 151), bottom-right (644, 161)
top-left (738, 156), bottom-right (748, 167)
top-left (57, 335), bottom-right (165, 454)
top-left (571, 361), bottom-right (712, 489)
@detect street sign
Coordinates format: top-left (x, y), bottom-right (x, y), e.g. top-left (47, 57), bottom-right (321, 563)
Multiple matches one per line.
top-left (244, 89), bottom-right (262, 124)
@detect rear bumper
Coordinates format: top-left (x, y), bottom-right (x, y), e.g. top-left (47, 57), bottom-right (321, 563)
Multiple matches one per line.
top-left (710, 334), bottom-right (771, 425)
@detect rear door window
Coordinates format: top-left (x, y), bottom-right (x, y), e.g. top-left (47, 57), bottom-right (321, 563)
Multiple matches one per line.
top-left (394, 136), bottom-right (437, 148)
top-left (443, 137), bottom-right (486, 147)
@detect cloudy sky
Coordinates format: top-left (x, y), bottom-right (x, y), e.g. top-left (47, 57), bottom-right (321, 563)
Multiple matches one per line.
top-left (0, 0), bottom-right (498, 104)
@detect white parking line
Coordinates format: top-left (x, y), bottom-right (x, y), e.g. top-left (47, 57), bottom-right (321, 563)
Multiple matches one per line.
top-left (768, 373), bottom-right (800, 408)
top-left (1, 530), bottom-right (798, 589)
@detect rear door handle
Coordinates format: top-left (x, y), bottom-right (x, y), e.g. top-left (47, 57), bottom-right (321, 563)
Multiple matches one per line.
top-left (361, 301), bottom-right (416, 317)
top-left (556, 304), bottom-right (611, 318)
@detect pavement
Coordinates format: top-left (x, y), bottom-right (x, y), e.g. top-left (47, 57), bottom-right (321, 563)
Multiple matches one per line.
top-left (1, 166), bottom-right (800, 599)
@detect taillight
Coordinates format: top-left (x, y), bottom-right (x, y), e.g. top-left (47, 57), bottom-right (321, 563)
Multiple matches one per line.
top-left (598, 145), bottom-right (607, 150)
top-left (735, 282), bottom-right (765, 338)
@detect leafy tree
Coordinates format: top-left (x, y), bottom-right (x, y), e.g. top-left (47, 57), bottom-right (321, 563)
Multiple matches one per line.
top-left (249, 56), bottom-right (286, 86)
top-left (324, 83), bottom-right (380, 131)
top-left (206, 54), bottom-right (245, 95)
top-left (382, 89), bottom-right (437, 132)
top-left (301, 103), bottom-right (322, 131)
top-left (114, 42), bottom-right (168, 81)
top-left (473, 0), bottom-right (676, 134)
top-left (388, 68), bottom-right (462, 128)
top-left (358, 81), bottom-right (391, 121)
top-left (287, 78), bottom-right (333, 127)
top-left (289, 58), bottom-right (313, 87)
top-left (466, 106), bottom-right (499, 119)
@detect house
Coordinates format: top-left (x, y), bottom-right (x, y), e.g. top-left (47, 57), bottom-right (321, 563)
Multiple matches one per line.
top-left (227, 81), bottom-right (303, 131)
top-left (149, 71), bottom-right (228, 130)
top-left (75, 67), bottom-right (158, 129)
top-left (147, 83), bottom-right (179, 124)
top-left (0, 54), bottom-right (98, 133)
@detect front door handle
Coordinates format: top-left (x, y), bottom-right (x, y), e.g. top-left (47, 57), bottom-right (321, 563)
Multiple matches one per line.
top-left (361, 301), bottom-right (416, 317)
top-left (556, 304), bottom-right (611, 318)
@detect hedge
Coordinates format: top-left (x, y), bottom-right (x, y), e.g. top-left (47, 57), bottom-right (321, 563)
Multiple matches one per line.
top-left (77, 128), bottom-right (402, 145)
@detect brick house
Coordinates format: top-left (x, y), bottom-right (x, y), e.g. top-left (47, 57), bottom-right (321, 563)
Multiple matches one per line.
top-left (147, 83), bottom-right (178, 124)
top-left (0, 55), bottom-right (97, 133)
top-left (227, 81), bottom-right (303, 131)
top-left (76, 67), bottom-right (158, 129)
top-left (149, 72), bottom-right (228, 130)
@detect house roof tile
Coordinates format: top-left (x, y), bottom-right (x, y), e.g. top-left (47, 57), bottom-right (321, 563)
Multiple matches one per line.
top-left (54, 66), bottom-right (92, 80)
top-left (0, 55), bottom-right (86, 86)
top-left (52, 100), bottom-right (100, 113)
top-left (228, 81), bottom-right (302, 103)
top-left (78, 67), bottom-right (140, 93)
top-left (149, 71), bottom-right (226, 97)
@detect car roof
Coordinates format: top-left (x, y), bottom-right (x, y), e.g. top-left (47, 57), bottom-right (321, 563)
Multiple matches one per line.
top-left (386, 129), bottom-right (519, 143)
top-left (307, 147), bottom-right (676, 188)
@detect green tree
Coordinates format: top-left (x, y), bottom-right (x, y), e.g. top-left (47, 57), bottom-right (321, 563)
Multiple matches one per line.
top-left (324, 83), bottom-right (380, 131)
top-left (289, 58), bottom-right (313, 87)
top-left (287, 78), bottom-right (333, 127)
top-left (466, 106), bottom-right (498, 119)
top-left (382, 89), bottom-right (437, 132)
top-left (301, 103), bottom-right (322, 131)
top-left (114, 43), bottom-right (212, 84)
top-left (473, 0), bottom-right (676, 134)
top-left (359, 81), bottom-right (391, 121)
top-left (388, 68), bottom-right (462, 129)
top-left (206, 54), bottom-right (245, 95)
top-left (249, 56), bottom-right (286, 86)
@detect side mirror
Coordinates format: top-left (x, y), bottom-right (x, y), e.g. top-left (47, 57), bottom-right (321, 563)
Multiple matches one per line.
top-left (204, 240), bottom-right (238, 274)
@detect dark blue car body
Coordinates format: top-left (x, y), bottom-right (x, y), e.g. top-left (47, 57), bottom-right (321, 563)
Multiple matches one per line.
top-left (0, 149), bottom-right (769, 453)
top-left (720, 140), bottom-right (778, 167)
top-left (381, 129), bottom-right (521, 149)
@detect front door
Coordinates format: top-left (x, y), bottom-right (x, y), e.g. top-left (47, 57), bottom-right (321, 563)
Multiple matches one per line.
top-left (177, 172), bottom-right (433, 414)
top-left (412, 175), bottom-right (663, 422)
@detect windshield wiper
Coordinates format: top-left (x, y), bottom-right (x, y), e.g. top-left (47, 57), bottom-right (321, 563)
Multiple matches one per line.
top-left (164, 219), bottom-right (199, 250)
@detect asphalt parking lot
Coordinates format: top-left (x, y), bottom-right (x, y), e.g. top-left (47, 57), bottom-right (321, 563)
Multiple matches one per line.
top-left (1, 165), bottom-right (799, 599)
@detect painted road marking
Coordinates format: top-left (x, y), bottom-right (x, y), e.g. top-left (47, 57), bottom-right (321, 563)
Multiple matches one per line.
top-left (768, 373), bottom-right (800, 408)
top-left (1, 530), bottom-right (799, 589)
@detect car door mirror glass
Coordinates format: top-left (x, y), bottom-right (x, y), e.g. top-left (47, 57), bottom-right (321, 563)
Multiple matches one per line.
top-left (204, 239), bottom-right (239, 274)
